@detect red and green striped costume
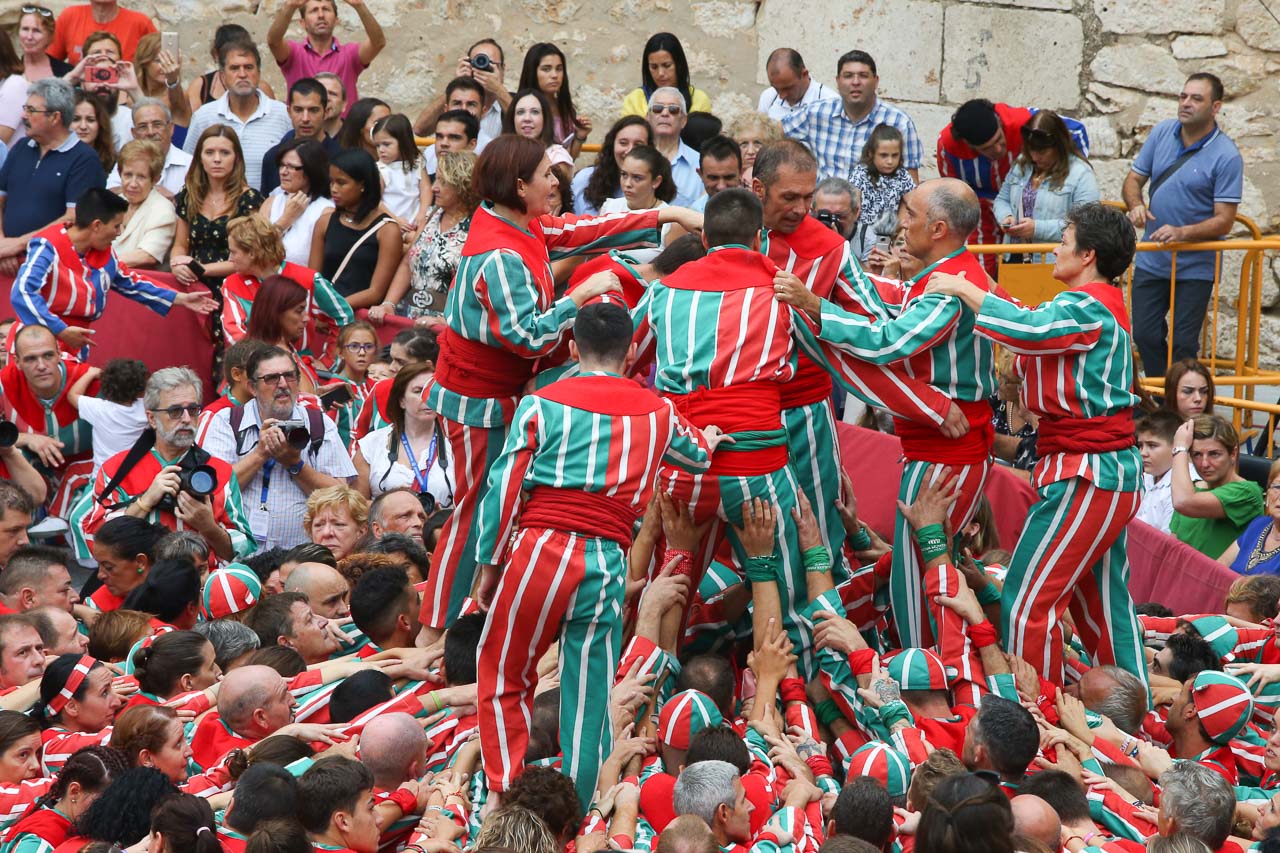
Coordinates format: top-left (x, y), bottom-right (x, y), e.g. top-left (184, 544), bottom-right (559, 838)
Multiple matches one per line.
top-left (420, 203), bottom-right (661, 631)
top-left (220, 261), bottom-right (354, 358)
top-left (974, 283), bottom-right (1148, 690)
top-left (473, 372), bottom-right (711, 806)
top-left (808, 248), bottom-right (997, 650)
top-left (761, 220), bottom-right (953, 575)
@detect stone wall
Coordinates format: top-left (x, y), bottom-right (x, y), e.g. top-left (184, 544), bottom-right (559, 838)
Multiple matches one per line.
top-left (7, 0), bottom-right (1280, 346)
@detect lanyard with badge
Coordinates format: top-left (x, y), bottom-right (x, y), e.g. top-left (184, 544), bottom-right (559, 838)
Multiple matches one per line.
top-left (400, 432), bottom-right (437, 494)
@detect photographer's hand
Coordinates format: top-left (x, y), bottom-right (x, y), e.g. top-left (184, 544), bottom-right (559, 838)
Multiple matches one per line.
top-left (130, 465), bottom-right (182, 516)
top-left (176, 491), bottom-right (236, 560)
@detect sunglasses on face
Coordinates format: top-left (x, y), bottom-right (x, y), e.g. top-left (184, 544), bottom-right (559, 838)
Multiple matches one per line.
top-left (650, 104), bottom-right (682, 115)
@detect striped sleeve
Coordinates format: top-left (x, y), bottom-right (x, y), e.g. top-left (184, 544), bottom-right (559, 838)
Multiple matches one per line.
top-left (7, 834), bottom-right (55, 853)
top-left (540, 208), bottom-right (661, 260)
top-left (10, 238), bottom-right (63, 332)
top-left (221, 292), bottom-right (250, 346)
top-left (0, 780), bottom-right (52, 832)
top-left (472, 396), bottom-right (541, 568)
top-left (109, 259), bottom-right (177, 315)
top-left (218, 473), bottom-right (257, 558)
top-left (477, 252), bottom-right (577, 356)
top-left (813, 293), bottom-right (962, 365)
top-left (973, 290), bottom-right (1107, 354)
top-left (660, 402), bottom-right (712, 473)
top-left (310, 270), bottom-right (355, 327)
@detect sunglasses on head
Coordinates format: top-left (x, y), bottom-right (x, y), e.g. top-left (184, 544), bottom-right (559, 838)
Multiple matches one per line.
top-left (21, 5), bottom-right (54, 16)
top-left (1020, 126), bottom-right (1055, 149)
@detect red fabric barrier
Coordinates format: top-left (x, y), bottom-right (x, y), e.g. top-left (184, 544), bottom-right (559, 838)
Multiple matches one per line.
top-left (834, 422), bottom-right (1239, 611)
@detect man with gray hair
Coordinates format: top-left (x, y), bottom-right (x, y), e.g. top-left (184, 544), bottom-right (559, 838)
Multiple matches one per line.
top-left (775, 177), bottom-right (993, 653)
top-left (1156, 761), bottom-right (1234, 850)
top-left (813, 176), bottom-right (876, 262)
top-left (72, 366), bottom-right (255, 562)
top-left (105, 98), bottom-right (193, 197)
top-left (673, 759), bottom-right (821, 849)
top-left (648, 87), bottom-right (705, 209)
top-left (193, 618), bottom-right (260, 672)
top-left (0, 78), bottom-right (105, 275)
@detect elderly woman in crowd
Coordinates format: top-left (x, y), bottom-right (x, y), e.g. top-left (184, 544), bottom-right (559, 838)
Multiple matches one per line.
top-left (726, 111), bottom-right (783, 185)
top-left (373, 150), bottom-right (479, 322)
top-left (303, 485), bottom-right (369, 561)
top-left (113, 140), bottom-right (177, 269)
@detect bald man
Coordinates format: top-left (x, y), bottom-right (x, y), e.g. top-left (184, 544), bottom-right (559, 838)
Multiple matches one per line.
top-left (1011, 795), bottom-right (1061, 851)
top-left (189, 664), bottom-right (327, 769)
top-left (361, 713), bottom-right (427, 790)
top-left (285, 562), bottom-right (352, 619)
top-left (368, 489), bottom-right (427, 542)
top-left (28, 606), bottom-right (88, 656)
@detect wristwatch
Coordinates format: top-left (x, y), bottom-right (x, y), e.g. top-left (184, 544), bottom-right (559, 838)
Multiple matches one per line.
top-left (1172, 446), bottom-right (1188, 456)
top-left (287, 460), bottom-right (305, 475)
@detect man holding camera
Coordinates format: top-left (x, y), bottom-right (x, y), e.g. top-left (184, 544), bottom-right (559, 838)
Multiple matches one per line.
top-left (202, 346), bottom-right (356, 551)
top-left (72, 367), bottom-right (253, 564)
top-left (412, 39), bottom-right (509, 142)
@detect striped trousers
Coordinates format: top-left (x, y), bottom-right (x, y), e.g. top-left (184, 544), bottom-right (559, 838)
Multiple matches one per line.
top-left (662, 463), bottom-right (816, 673)
top-left (420, 418), bottom-right (507, 631)
top-left (783, 400), bottom-right (849, 581)
top-left (1002, 477), bottom-right (1148, 693)
top-left (476, 528), bottom-right (626, 808)
top-left (889, 459), bottom-right (990, 650)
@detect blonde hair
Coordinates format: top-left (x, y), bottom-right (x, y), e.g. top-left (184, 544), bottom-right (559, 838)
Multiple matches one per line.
top-left (474, 807), bottom-right (558, 853)
top-left (436, 150), bottom-right (480, 214)
top-left (87, 609), bottom-right (154, 663)
top-left (304, 486), bottom-right (370, 534)
top-left (133, 32), bottom-right (164, 96)
top-left (117, 139), bottom-right (164, 183)
top-left (726, 111), bottom-right (783, 145)
top-left (227, 215), bottom-right (286, 270)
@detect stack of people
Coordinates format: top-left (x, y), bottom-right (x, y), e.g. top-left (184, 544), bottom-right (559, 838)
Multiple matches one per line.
top-left (0, 3), bottom-right (1271, 853)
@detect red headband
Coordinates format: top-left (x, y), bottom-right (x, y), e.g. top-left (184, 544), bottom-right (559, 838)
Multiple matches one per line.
top-left (48, 656), bottom-right (97, 716)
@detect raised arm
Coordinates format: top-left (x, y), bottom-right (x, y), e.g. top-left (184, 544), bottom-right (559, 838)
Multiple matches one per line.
top-left (266, 0), bottom-right (305, 67)
top-left (345, 0), bottom-right (387, 67)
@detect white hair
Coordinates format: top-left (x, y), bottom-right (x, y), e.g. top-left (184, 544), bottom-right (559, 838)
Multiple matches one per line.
top-left (672, 760), bottom-right (738, 825)
top-left (649, 87), bottom-right (688, 114)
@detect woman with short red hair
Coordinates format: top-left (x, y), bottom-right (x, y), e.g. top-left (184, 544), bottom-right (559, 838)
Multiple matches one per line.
top-left (418, 133), bottom-right (701, 644)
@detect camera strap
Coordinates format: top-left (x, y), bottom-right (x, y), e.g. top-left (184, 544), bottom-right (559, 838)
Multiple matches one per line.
top-left (97, 428), bottom-right (157, 507)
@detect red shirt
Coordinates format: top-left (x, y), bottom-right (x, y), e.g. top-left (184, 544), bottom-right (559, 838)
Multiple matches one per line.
top-left (48, 5), bottom-right (157, 62)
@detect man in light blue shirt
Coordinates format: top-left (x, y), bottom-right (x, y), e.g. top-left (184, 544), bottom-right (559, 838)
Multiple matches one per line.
top-left (1122, 72), bottom-right (1242, 377)
top-left (647, 87), bottom-right (707, 210)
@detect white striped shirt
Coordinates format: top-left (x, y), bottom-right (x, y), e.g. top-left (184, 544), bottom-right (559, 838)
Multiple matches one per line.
top-left (183, 91), bottom-right (291, 189)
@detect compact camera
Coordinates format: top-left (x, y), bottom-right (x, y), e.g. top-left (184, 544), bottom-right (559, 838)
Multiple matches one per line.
top-left (87, 64), bottom-right (118, 85)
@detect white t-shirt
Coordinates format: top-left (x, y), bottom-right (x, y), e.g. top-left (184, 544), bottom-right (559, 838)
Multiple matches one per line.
top-left (356, 425), bottom-right (454, 505)
top-left (1137, 467), bottom-right (1175, 535)
top-left (77, 397), bottom-right (148, 475)
top-left (266, 190), bottom-right (335, 267)
top-left (378, 161), bottom-right (423, 223)
top-left (756, 80), bottom-right (839, 122)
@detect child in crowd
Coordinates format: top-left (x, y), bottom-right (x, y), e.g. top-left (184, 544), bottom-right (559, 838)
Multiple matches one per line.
top-left (325, 320), bottom-right (380, 448)
top-left (373, 114), bottom-right (429, 237)
top-left (1136, 409), bottom-right (1181, 534)
top-left (366, 356), bottom-right (395, 384)
top-left (67, 358), bottom-right (150, 478)
top-left (849, 123), bottom-right (916, 229)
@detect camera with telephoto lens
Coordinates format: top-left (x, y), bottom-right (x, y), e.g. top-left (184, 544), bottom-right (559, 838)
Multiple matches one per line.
top-left (273, 420), bottom-right (312, 451)
top-left (813, 210), bottom-right (842, 233)
top-left (0, 419), bottom-right (16, 449)
top-left (469, 53), bottom-right (493, 72)
top-left (417, 490), bottom-right (436, 514)
top-left (155, 448), bottom-right (219, 514)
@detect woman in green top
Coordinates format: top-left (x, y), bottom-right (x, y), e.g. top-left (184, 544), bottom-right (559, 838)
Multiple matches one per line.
top-left (1170, 414), bottom-right (1265, 559)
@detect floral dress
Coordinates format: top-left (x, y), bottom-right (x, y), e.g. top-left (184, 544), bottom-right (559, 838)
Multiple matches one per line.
top-left (399, 207), bottom-right (471, 318)
top-left (174, 188), bottom-right (266, 272)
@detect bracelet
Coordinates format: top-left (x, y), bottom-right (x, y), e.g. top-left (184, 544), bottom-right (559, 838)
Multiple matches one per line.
top-left (165, 79), bottom-right (179, 89)
top-left (914, 523), bottom-right (949, 563)
top-left (801, 545), bottom-right (831, 574)
top-left (849, 526), bottom-right (872, 551)
top-left (1172, 446), bottom-right (1188, 456)
top-left (743, 554), bottom-right (777, 583)
top-left (1119, 734), bottom-right (1134, 755)
top-left (426, 691), bottom-right (442, 713)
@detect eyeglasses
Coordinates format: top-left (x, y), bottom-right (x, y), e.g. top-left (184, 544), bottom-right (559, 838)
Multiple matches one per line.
top-left (278, 162), bottom-right (302, 172)
top-left (650, 104), bottom-right (682, 115)
top-left (21, 5), bottom-right (53, 16)
top-left (151, 404), bottom-right (203, 419)
top-left (255, 370), bottom-right (301, 386)
top-left (21, 105), bottom-right (51, 115)
top-left (344, 342), bottom-right (376, 353)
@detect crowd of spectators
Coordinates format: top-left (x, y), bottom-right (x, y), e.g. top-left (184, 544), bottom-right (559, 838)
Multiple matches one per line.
top-left (0, 3), bottom-right (1267, 853)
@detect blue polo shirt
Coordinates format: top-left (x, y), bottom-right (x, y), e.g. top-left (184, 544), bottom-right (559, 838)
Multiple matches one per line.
top-left (670, 141), bottom-right (708, 210)
top-left (0, 132), bottom-right (105, 239)
top-left (1132, 119), bottom-right (1243, 280)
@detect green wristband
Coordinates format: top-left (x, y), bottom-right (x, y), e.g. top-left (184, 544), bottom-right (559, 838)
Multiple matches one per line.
top-left (878, 698), bottom-right (912, 729)
top-left (914, 523), bottom-right (949, 563)
top-left (849, 526), bottom-right (873, 551)
top-left (814, 699), bottom-right (843, 727)
top-left (802, 545), bottom-right (831, 574)
top-left (744, 554), bottom-right (778, 583)
top-left (975, 578), bottom-right (1001, 604)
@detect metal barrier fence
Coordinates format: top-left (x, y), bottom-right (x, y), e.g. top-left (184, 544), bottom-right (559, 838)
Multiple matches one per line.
top-left (972, 213), bottom-right (1280, 454)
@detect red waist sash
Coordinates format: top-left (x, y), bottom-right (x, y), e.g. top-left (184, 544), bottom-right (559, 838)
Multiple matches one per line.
top-left (666, 382), bottom-right (788, 476)
top-left (521, 486), bottom-right (639, 547)
top-left (895, 398), bottom-right (994, 465)
top-left (1038, 410), bottom-right (1135, 455)
top-left (433, 328), bottom-right (534, 399)
top-left (779, 353), bottom-right (833, 409)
